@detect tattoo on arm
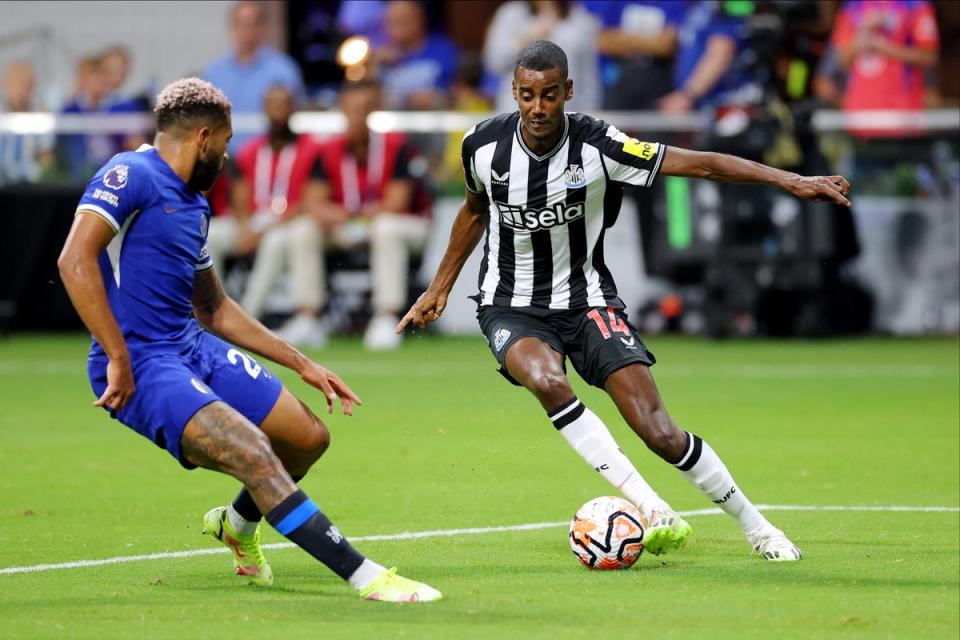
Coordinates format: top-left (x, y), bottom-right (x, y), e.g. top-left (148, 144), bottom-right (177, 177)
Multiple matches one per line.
top-left (192, 267), bottom-right (227, 320)
top-left (181, 401), bottom-right (295, 513)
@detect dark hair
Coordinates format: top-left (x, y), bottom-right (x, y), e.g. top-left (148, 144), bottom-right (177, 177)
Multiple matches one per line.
top-left (456, 53), bottom-right (484, 89)
top-left (154, 78), bottom-right (232, 132)
top-left (514, 40), bottom-right (568, 80)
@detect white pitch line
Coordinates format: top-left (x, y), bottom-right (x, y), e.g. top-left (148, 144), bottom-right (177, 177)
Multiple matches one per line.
top-left (1, 504), bottom-right (957, 576)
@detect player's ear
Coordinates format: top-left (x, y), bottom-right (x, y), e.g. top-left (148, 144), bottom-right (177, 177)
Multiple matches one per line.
top-left (196, 125), bottom-right (212, 150)
top-left (564, 78), bottom-right (573, 102)
top-left (512, 79), bottom-right (517, 103)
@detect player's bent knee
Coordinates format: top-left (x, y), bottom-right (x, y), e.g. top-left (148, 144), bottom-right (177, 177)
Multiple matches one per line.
top-left (293, 400), bottom-right (331, 458)
top-left (301, 419), bottom-right (331, 459)
top-left (527, 372), bottom-right (574, 406)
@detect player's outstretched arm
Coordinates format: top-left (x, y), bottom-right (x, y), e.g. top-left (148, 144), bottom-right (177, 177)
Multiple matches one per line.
top-left (397, 189), bottom-right (488, 333)
top-left (58, 213), bottom-right (135, 411)
top-left (191, 268), bottom-right (361, 415)
top-left (659, 146), bottom-right (851, 207)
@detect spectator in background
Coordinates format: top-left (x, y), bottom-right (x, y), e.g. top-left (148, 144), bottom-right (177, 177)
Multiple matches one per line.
top-left (99, 46), bottom-right (151, 156)
top-left (310, 80), bottom-right (432, 350)
top-left (100, 46), bottom-right (134, 103)
top-left (484, 1), bottom-right (600, 114)
top-left (439, 54), bottom-right (493, 194)
top-left (60, 56), bottom-right (114, 181)
top-left (831, 0), bottom-right (939, 112)
top-left (373, 0), bottom-right (458, 109)
top-left (206, 85), bottom-right (325, 346)
top-left (659, 2), bottom-right (761, 113)
top-left (100, 46), bottom-right (151, 109)
top-left (583, 1), bottom-right (683, 109)
top-left (60, 52), bottom-right (148, 183)
top-left (0, 61), bottom-right (54, 186)
top-left (204, 0), bottom-right (306, 148)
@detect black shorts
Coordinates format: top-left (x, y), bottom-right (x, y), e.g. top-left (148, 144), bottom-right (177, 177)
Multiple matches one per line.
top-left (476, 305), bottom-right (656, 389)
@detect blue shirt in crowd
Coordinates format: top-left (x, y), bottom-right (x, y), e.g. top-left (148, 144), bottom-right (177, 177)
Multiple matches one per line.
top-left (674, 1), bottom-right (754, 107)
top-left (203, 46), bottom-right (305, 147)
top-left (581, 0), bottom-right (685, 90)
top-left (380, 35), bottom-right (458, 108)
top-left (60, 94), bottom-right (148, 182)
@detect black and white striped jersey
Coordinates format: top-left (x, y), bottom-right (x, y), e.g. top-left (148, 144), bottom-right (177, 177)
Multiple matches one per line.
top-left (462, 111), bottom-right (666, 312)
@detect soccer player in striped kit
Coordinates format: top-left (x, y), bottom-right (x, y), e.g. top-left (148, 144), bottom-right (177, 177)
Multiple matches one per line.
top-left (399, 41), bottom-right (852, 561)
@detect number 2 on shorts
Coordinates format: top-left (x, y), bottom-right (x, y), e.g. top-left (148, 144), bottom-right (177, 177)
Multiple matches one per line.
top-left (227, 348), bottom-right (262, 379)
top-left (587, 308), bottom-right (630, 340)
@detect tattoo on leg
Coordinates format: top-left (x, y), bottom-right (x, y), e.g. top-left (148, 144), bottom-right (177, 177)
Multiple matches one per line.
top-left (181, 401), bottom-right (296, 513)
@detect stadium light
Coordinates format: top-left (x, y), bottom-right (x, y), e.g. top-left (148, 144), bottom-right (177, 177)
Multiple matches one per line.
top-left (337, 36), bottom-right (370, 67)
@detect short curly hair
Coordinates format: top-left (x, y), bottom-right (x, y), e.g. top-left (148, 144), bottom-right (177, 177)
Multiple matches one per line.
top-left (154, 77), bottom-right (232, 132)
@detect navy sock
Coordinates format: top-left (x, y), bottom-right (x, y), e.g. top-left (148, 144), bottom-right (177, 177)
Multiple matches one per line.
top-left (265, 489), bottom-right (365, 580)
top-left (232, 475), bottom-right (303, 522)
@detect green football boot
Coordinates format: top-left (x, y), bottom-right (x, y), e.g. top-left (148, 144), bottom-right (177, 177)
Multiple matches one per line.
top-left (202, 506), bottom-right (274, 586)
top-left (358, 567), bottom-right (443, 603)
top-left (643, 508), bottom-right (693, 556)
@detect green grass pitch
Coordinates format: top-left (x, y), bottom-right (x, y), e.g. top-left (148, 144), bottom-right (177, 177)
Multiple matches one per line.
top-left (0, 333), bottom-right (957, 639)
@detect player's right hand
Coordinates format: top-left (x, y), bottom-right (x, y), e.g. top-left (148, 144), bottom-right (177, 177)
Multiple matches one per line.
top-left (298, 361), bottom-right (362, 416)
top-left (95, 356), bottom-right (135, 411)
top-left (397, 288), bottom-right (448, 333)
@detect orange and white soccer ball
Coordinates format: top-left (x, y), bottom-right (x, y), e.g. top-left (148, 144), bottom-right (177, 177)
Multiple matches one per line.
top-left (569, 496), bottom-right (645, 570)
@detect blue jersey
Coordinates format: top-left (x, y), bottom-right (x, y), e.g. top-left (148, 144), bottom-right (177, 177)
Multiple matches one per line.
top-left (76, 145), bottom-right (213, 359)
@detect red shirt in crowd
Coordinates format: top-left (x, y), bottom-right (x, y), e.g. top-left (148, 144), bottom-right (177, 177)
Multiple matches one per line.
top-left (832, 0), bottom-right (939, 112)
top-left (232, 133), bottom-right (321, 216)
top-left (312, 131), bottom-right (429, 216)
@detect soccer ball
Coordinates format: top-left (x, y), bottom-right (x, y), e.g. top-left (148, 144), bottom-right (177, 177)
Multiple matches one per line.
top-left (569, 496), bottom-right (645, 570)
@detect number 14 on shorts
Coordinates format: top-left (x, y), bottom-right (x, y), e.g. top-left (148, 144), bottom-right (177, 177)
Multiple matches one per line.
top-left (587, 308), bottom-right (630, 340)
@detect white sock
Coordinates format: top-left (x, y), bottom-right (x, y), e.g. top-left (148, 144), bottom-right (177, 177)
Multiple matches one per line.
top-left (227, 505), bottom-right (259, 537)
top-left (675, 432), bottom-right (769, 535)
top-left (347, 558), bottom-right (386, 590)
top-left (549, 398), bottom-right (669, 517)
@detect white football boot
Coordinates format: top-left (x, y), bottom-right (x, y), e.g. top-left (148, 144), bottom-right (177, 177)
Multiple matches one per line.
top-left (748, 526), bottom-right (802, 561)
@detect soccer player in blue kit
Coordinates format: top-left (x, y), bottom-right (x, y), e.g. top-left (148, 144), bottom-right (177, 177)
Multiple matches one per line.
top-left (58, 78), bottom-right (441, 602)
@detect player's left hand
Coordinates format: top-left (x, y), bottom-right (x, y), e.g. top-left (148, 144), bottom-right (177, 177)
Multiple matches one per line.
top-left (788, 175), bottom-right (852, 207)
top-left (298, 361), bottom-right (362, 416)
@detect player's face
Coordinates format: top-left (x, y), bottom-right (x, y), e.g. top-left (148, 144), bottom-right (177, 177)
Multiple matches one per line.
top-left (513, 66), bottom-right (573, 144)
top-left (190, 124), bottom-right (231, 192)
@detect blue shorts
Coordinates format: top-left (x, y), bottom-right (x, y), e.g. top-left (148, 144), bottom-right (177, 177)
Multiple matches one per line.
top-left (88, 332), bottom-right (284, 468)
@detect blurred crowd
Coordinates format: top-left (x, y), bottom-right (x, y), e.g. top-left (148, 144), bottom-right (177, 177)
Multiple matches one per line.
top-left (0, 0), bottom-right (954, 343)
top-left (2, 1), bottom-right (950, 187)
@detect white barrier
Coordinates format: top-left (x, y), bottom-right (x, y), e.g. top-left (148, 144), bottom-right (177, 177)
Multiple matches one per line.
top-left (1, 109), bottom-right (957, 135)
